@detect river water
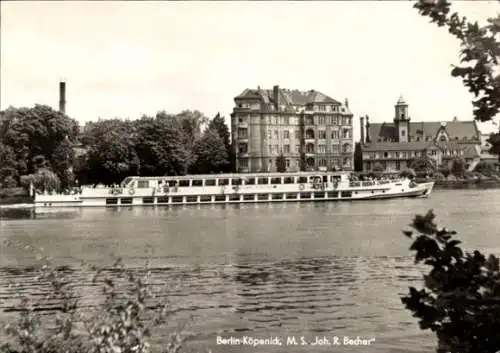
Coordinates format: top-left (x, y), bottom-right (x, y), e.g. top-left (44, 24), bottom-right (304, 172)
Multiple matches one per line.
top-left (1, 189), bottom-right (499, 353)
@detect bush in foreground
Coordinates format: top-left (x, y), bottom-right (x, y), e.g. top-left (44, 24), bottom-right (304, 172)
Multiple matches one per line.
top-left (401, 210), bottom-right (500, 353)
top-left (0, 240), bottom-right (202, 353)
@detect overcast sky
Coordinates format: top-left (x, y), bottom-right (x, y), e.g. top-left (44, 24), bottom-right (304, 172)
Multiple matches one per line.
top-left (1, 0), bottom-right (499, 141)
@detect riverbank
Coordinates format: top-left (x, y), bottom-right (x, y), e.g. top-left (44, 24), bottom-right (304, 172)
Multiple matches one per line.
top-left (0, 187), bottom-right (32, 205)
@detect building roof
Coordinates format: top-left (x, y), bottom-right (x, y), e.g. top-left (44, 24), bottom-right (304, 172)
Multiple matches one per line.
top-left (235, 87), bottom-right (342, 106)
top-left (368, 120), bottom-right (479, 142)
top-left (362, 140), bottom-right (481, 158)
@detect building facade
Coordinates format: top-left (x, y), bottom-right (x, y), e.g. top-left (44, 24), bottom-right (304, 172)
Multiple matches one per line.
top-left (360, 96), bottom-right (482, 172)
top-left (231, 85), bottom-right (354, 173)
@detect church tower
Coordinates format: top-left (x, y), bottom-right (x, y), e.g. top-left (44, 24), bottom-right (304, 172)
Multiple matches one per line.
top-left (394, 95), bottom-right (410, 142)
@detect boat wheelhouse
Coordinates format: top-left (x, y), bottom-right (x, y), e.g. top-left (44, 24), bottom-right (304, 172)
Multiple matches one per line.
top-left (34, 171), bottom-right (434, 209)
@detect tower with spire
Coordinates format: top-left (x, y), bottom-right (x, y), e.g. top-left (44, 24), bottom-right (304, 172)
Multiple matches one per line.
top-left (394, 95), bottom-right (410, 142)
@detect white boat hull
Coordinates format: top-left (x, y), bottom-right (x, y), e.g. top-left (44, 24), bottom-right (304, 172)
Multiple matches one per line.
top-left (34, 175), bottom-right (434, 212)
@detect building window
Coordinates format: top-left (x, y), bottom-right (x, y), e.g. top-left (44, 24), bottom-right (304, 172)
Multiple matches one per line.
top-left (283, 130), bottom-right (290, 139)
top-left (318, 116), bottom-right (326, 124)
top-left (343, 129), bottom-right (350, 139)
top-left (306, 116), bottom-right (314, 125)
top-left (274, 130), bottom-right (279, 138)
top-left (267, 130), bottom-right (272, 139)
top-left (240, 158), bottom-right (248, 168)
top-left (238, 116), bottom-right (247, 123)
top-left (342, 143), bottom-right (351, 153)
top-left (268, 144), bottom-right (273, 154)
top-left (306, 143), bottom-right (315, 153)
top-left (238, 143), bottom-right (248, 154)
top-left (318, 144), bottom-right (326, 153)
top-left (318, 130), bottom-right (326, 139)
top-left (274, 144), bottom-right (279, 153)
top-left (343, 158), bottom-right (351, 166)
top-left (318, 105), bottom-right (326, 112)
top-left (305, 129), bottom-right (315, 139)
top-left (332, 130), bottom-right (339, 139)
top-left (396, 161), bottom-right (401, 170)
top-left (395, 152), bottom-right (400, 158)
top-left (286, 159), bottom-right (290, 168)
top-left (238, 128), bottom-right (248, 139)
top-left (319, 159), bottom-right (327, 167)
top-left (295, 129), bottom-right (300, 139)
top-left (284, 144), bottom-right (290, 153)
top-left (401, 130), bottom-right (406, 137)
top-left (384, 152), bottom-right (388, 158)
top-left (283, 117), bottom-right (289, 125)
top-left (295, 145), bottom-right (300, 153)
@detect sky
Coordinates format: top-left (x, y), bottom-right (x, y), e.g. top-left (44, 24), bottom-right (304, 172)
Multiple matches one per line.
top-left (1, 0), bottom-right (499, 142)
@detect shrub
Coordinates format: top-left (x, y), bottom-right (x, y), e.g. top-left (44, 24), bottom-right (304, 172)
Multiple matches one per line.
top-left (399, 168), bottom-right (416, 179)
top-left (401, 210), bottom-right (500, 353)
top-left (0, 240), bottom-right (195, 353)
top-left (372, 162), bottom-right (385, 172)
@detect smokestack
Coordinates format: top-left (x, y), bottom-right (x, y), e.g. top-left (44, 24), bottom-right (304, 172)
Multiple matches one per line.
top-left (59, 82), bottom-right (66, 114)
top-left (365, 115), bottom-right (371, 143)
top-left (273, 85), bottom-right (279, 111)
top-left (360, 116), bottom-right (365, 144)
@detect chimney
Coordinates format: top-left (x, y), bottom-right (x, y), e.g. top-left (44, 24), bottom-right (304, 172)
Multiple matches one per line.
top-left (345, 98), bottom-right (349, 108)
top-left (59, 82), bottom-right (66, 114)
top-left (360, 116), bottom-right (365, 144)
top-left (365, 115), bottom-right (370, 143)
top-left (273, 85), bottom-right (279, 111)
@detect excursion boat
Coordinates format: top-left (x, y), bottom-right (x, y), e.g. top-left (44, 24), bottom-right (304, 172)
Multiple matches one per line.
top-left (33, 171), bottom-right (434, 210)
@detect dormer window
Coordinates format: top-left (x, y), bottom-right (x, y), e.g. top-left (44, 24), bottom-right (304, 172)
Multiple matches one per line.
top-left (401, 113), bottom-right (405, 119)
top-left (440, 135), bottom-right (446, 142)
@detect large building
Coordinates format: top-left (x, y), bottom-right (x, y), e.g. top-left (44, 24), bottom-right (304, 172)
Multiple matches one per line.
top-left (360, 96), bottom-right (482, 171)
top-left (231, 85), bottom-right (354, 173)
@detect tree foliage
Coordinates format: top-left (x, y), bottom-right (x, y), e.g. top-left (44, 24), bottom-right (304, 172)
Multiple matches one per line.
top-left (0, 105), bottom-right (79, 187)
top-left (353, 142), bottom-right (363, 172)
top-left (409, 154), bottom-right (437, 174)
top-left (275, 154), bottom-right (287, 173)
top-left (189, 129), bottom-right (229, 174)
top-left (207, 113), bottom-right (232, 173)
top-left (402, 210), bottom-right (500, 353)
top-left (414, 0), bottom-right (500, 157)
top-left (450, 157), bottom-right (467, 178)
top-left (20, 168), bottom-right (61, 193)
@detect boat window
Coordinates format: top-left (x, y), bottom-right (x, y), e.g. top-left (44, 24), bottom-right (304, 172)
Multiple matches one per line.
top-left (257, 194), bottom-right (269, 200)
top-left (121, 197), bottom-right (133, 204)
top-left (341, 191), bottom-right (352, 198)
top-left (229, 194), bottom-right (240, 201)
top-left (186, 196), bottom-right (197, 203)
top-left (245, 178), bottom-right (256, 185)
top-left (157, 196), bottom-right (169, 203)
top-left (142, 197), bottom-right (154, 204)
top-left (192, 180), bottom-right (203, 187)
top-left (314, 192), bottom-right (325, 198)
top-left (205, 179), bottom-right (216, 186)
top-left (298, 176), bottom-right (308, 184)
top-left (232, 178), bottom-right (243, 186)
top-left (300, 192), bottom-right (311, 199)
top-left (283, 177), bottom-right (294, 184)
top-left (121, 177), bottom-right (133, 187)
top-left (218, 179), bottom-right (229, 186)
top-left (179, 180), bottom-right (190, 187)
top-left (167, 180), bottom-right (177, 187)
top-left (243, 194), bottom-right (255, 201)
top-left (286, 193), bottom-right (298, 199)
top-left (106, 198), bottom-right (118, 205)
top-left (200, 195), bottom-right (212, 202)
top-left (270, 177), bottom-right (282, 185)
top-left (327, 191), bottom-right (338, 198)
top-left (257, 177), bottom-right (269, 185)
top-left (214, 195), bottom-right (226, 201)
top-left (272, 194), bottom-right (283, 200)
top-left (172, 196), bottom-right (183, 203)
top-left (137, 180), bottom-right (149, 188)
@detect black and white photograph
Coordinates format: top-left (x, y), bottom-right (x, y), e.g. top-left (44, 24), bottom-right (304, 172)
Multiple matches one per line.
top-left (0, 0), bottom-right (499, 352)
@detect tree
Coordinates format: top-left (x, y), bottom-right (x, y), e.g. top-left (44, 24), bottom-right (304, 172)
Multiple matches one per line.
top-left (401, 3), bottom-right (500, 352)
top-left (134, 115), bottom-right (189, 176)
top-left (207, 113), bottom-right (233, 172)
top-left (372, 162), bottom-right (385, 172)
top-left (414, 0), bottom-right (500, 156)
top-left (275, 154), bottom-right (287, 173)
top-left (0, 143), bottom-right (18, 187)
top-left (172, 110), bottom-right (209, 172)
top-left (409, 154), bottom-right (437, 174)
top-left (20, 168), bottom-right (61, 193)
top-left (450, 157), bottom-right (467, 178)
top-left (354, 142), bottom-right (363, 172)
top-left (189, 129), bottom-right (230, 174)
top-left (0, 105), bottom-right (79, 184)
top-left (82, 119), bottom-right (140, 185)
top-left (399, 168), bottom-right (417, 179)
top-left (402, 210), bottom-right (500, 353)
